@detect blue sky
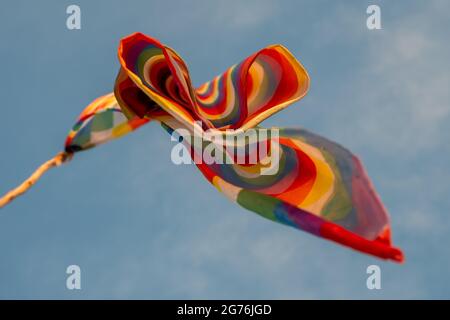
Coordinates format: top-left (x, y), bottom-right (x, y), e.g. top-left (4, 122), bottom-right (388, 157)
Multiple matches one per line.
top-left (0, 0), bottom-right (449, 299)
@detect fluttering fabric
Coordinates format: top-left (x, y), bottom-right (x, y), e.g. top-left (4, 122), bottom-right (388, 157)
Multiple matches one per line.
top-left (1, 33), bottom-right (404, 262)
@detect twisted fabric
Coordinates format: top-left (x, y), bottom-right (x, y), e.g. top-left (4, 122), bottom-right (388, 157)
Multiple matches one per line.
top-left (1, 33), bottom-right (404, 262)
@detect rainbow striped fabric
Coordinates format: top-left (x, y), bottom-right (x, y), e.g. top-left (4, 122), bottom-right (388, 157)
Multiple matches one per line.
top-left (65, 33), bottom-right (403, 262)
top-left (65, 93), bottom-right (150, 152)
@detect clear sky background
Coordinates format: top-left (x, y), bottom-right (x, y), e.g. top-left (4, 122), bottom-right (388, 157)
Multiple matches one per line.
top-left (0, 0), bottom-right (449, 299)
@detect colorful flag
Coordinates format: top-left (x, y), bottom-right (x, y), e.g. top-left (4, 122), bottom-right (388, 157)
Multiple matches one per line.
top-left (0, 33), bottom-right (403, 262)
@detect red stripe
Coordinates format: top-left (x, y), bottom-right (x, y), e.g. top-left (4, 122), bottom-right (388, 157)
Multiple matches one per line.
top-left (320, 222), bottom-right (404, 263)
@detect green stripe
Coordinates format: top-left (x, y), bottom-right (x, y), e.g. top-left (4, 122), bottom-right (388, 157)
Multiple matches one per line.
top-left (237, 189), bottom-right (279, 222)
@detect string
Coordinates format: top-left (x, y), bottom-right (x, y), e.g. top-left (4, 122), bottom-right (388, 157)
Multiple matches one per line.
top-left (0, 152), bottom-right (73, 209)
